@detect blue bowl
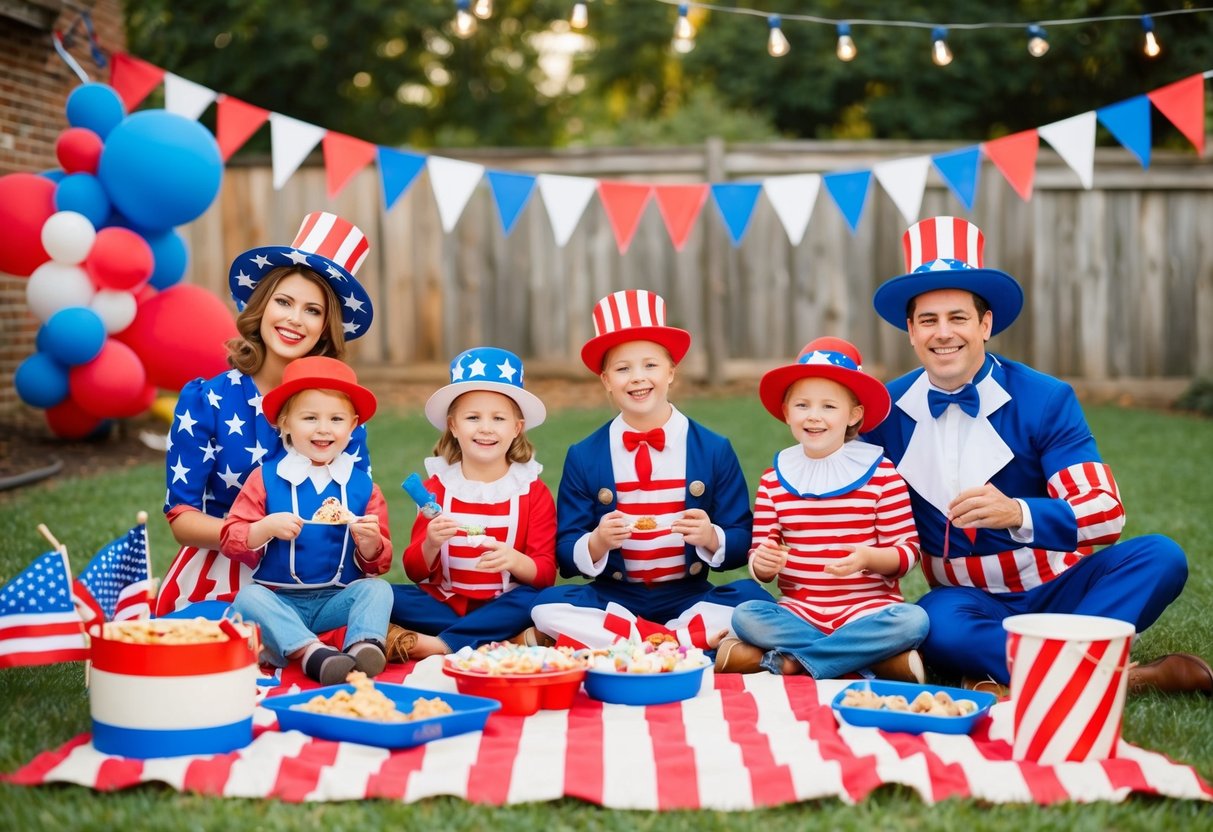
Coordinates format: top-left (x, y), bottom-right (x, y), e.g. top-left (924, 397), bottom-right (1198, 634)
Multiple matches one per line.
top-left (831, 680), bottom-right (996, 736)
top-left (261, 683), bottom-right (500, 748)
top-left (584, 664), bottom-right (707, 706)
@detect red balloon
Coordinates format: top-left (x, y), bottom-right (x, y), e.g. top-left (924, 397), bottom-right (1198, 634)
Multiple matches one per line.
top-left (84, 226), bottom-right (154, 291)
top-left (69, 339), bottom-right (148, 418)
top-left (115, 284), bottom-right (237, 390)
top-left (55, 127), bottom-right (104, 174)
top-left (46, 397), bottom-right (103, 439)
top-left (109, 381), bottom-right (158, 419)
top-left (0, 173), bottom-right (56, 276)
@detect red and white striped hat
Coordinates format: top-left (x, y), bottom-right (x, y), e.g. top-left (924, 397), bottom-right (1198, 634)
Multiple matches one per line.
top-left (580, 289), bottom-right (691, 373)
top-left (873, 216), bottom-right (1023, 336)
top-left (228, 211), bottom-right (374, 341)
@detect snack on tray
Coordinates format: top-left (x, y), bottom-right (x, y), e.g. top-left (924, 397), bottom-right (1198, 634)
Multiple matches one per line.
top-left (589, 638), bottom-right (710, 674)
top-left (445, 642), bottom-right (590, 675)
top-left (840, 686), bottom-right (977, 717)
top-left (103, 618), bottom-right (248, 645)
top-left (295, 671), bottom-right (453, 722)
top-left (311, 496), bottom-right (357, 524)
top-left (632, 516), bottom-right (658, 531)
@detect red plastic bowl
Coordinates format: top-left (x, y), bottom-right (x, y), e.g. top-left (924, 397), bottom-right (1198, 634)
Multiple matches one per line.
top-left (442, 665), bottom-right (586, 716)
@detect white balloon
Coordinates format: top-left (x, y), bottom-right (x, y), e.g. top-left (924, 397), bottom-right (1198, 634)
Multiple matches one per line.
top-left (26, 261), bottom-right (96, 322)
top-left (90, 289), bottom-right (138, 334)
top-left (40, 210), bottom-right (97, 265)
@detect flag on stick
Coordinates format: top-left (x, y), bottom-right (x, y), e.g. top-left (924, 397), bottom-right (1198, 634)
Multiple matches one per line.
top-left (0, 549), bottom-right (89, 668)
top-left (73, 515), bottom-right (153, 625)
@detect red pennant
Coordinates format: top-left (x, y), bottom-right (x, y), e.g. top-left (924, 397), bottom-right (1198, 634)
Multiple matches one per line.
top-left (322, 131), bottom-right (378, 199)
top-left (598, 181), bottom-right (653, 254)
top-left (1148, 73), bottom-right (1206, 156)
top-left (108, 53), bottom-right (165, 111)
top-left (982, 129), bottom-right (1040, 202)
top-left (215, 95), bottom-right (269, 162)
top-left (653, 184), bottom-right (709, 251)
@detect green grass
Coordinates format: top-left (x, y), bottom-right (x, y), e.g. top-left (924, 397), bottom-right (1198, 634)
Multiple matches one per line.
top-left (2, 398), bottom-right (1212, 830)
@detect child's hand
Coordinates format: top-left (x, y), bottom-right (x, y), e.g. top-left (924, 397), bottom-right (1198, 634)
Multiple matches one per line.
top-left (592, 510), bottom-right (633, 551)
top-left (348, 515), bottom-right (381, 551)
top-left (255, 512), bottom-right (303, 542)
top-left (475, 539), bottom-right (520, 573)
top-left (671, 508), bottom-right (718, 550)
top-left (750, 535), bottom-right (789, 581)
top-left (424, 515), bottom-right (460, 547)
top-left (824, 544), bottom-right (900, 577)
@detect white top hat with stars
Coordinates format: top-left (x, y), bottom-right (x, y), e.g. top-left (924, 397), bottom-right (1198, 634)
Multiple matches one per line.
top-left (424, 346), bottom-right (547, 431)
top-left (228, 211), bottom-right (375, 341)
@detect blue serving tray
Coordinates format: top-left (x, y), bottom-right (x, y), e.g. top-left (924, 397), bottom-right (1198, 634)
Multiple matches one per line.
top-left (831, 680), bottom-right (997, 736)
top-left (584, 664), bottom-right (707, 706)
top-left (261, 683), bottom-right (501, 748)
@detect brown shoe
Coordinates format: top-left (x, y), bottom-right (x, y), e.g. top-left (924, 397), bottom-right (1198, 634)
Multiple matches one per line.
top-left (869, 650), bottom-right (925, 684)
top-left (1127, 653), bottom-right (1213, 696)
top-left (384, 624), bottom-right (418, 663)
top-left (507, 626), bottom-right (555, 648)
top-left (714, 637), bottom-right (767, 674)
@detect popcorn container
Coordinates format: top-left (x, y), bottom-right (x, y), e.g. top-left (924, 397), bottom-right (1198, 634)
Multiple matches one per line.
top-left (89, 620), bottom-right (260, 759)
top-left (1003, 613), bottom-right (1135, 764)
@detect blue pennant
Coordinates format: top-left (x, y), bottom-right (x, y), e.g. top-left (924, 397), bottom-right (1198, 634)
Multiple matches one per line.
top-left (1097, 96), bottom-right (1151, 170)
top-left (486, 170), bottom-right (538, 235)
top-left (823, 170), bottom-right (872, 234)
top-left (931, 146), bottom-right (982, 211)
top-left (377, 146), bottom-right (427, 211)
top-left (710, 183), bottom-right (762, 246)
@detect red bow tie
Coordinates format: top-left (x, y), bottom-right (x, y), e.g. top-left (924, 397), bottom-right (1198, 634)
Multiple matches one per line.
top-left (622, 428), bottom-right (665, 484)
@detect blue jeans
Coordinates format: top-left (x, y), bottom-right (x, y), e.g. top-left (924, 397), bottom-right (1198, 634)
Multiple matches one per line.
top-left (731, 600), bottom-right (929, 679)
top-left (231, 579), bottom-right (393, 667)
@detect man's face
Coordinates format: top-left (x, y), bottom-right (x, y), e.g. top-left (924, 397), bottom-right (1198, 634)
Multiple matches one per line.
top-left (906, 289), bottom-right (992, 391)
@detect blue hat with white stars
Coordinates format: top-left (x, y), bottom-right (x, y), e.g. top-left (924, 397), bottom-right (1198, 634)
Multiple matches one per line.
top-left (228, 211), bottom-right (375, 341)
top-left (424, 346), bottom-right (547, 430)
top-left (758, 336), bottom-right (891, 433)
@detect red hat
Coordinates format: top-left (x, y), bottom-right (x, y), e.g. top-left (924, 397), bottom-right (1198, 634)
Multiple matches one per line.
top-left (580, 289), bottom-right (691, 373)
top-left (758, 337), bottom-right (891, 433)
top-left (261, 356), bottom-right (378, 426)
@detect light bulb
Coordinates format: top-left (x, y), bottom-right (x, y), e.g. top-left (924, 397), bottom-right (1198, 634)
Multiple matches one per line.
top-left (674, 5), bottom-right (695, 41)
top-left (931, 26), bottom-right (952, 66)
top-left (672, 35), bottom-right (695, 53)
top-left (472, 0), bottom-right (492, 19)
top-left (1026, 25), bottom-right (1048, 57)
top-left (767, 16), bottom-right (789, 58)
top-left (835, 23), bottom-right (857, 62)
top-left (571, 2), bottom-right (588, 30)
top-left (1144, 32), bottom-right (1161, 57)
top-left (454, 9), bottom-right (477, 38)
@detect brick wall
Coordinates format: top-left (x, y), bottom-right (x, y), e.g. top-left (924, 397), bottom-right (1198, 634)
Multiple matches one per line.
top-left (0, 1), bottom-right (126, 425)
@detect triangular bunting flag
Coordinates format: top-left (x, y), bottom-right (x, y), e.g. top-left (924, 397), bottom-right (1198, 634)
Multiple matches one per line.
top-left (270, 113), bottom-right (326, 190)
top-left (709, 183), bottom-right (762, 246)
top-left (163, 73), bottom-right (216, 122)
top-left (537, 174), bottom-right (598, 247)
top-left (1039, 111), bottom-right (1096, 189)
top-left (873, 156), bottom-right (931, 224)
top-left (377, 146), bottom-right (427, 210)
top-left (427, 156), bottom-right (485, 232)
top-left (822, 170), bottom-right (872, 234)
top-left (762, 174), bottom-right (820, 246)
top-left (982, 129), bottom-right (1040, 202)
top-left (322, 132), bottom-right (377, 199)
top-left (931, 146), bottom-right (982, 210)
top-left (215, 95), bottom-right (269, 162)
top-left (1098, 96), bottom-right (1152, 169)
top-left (108, 53), bottom-right (165, 111)
top-left (653, 184), bottom-right (709, 251)
top-left (598, 181), bottom-right (654, 254)
top-left (1148, 73), bottom-right (1206, 155)
top-left (486, 170), bottom-right (538, 235)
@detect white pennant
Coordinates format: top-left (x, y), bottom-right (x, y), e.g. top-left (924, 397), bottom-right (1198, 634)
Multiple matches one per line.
top-left (1039, 111), bottom-right (1096, 189)
top-left (163, 73), bottom-right (217, 122)
top-left (762, 173), bottom-right (820, 246)
top-left (873, 155), bottom-right (931, 224)
top-left (269, 113), bottom-right (326, 190)
top-left (537, 173), bottom-right (599, 247)
top-left (426, 156), bottom-right (485, 233)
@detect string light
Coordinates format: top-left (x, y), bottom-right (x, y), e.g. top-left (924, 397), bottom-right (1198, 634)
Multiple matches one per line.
top-left (931, 26), bottom-right (952, 66)
top-left (1142, 15), bottom-right (1161, 57)
top-left (835, 22), bottom-right (857, 62)
top-left (571, 2), bottom-right (588, 30)
top-left (472, 0), bottom-right (492, 20)
top-left (1026, 24), bottom-right (1049, 57)
top-left (453, 0), bottom-right (477, 38)
top-left (767, 15), bottom-right (790, 57)
top-left (672, 3), bottom-right (696, 53)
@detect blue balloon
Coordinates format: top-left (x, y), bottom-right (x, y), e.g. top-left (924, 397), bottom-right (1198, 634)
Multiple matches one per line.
top-left (56, 172), bottom-right (112, 227)
top-left (97, 110), bottom-right (222, 232)
top-left (38, 307), bottom-right (108, 367)
top-left (40, 168), bottom-right (68, 183)
top-left (65, 83), bottom-right (126, 139)
top-left (145, 227), bottom-right (189, 289)
top-left (14, 352), bottom-right (71, 409)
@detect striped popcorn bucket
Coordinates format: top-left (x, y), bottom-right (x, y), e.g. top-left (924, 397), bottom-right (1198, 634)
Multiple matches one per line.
top-left (89, 620), bottom-right (259, 759)
top-left (1003, 613), bottom-right (1135, 764)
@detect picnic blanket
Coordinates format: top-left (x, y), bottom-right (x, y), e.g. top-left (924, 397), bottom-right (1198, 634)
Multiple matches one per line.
top-left (6, 657), bottom-right (1211, 808)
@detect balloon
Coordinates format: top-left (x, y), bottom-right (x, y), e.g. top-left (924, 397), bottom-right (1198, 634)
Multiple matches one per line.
top-left (90, 289), bottom-right (139, 334)
top-left (0, 173), bottom-right (56, 276)
top-left (40, 169), bottom-right (68, 183)
top-left (38, 307), bottom-right (108, 366)
top-left (46, 398), bottom-right (105, 440)
top-left (109, 381), bottom-right (158, 419)
top-left (55, 172), bottom-right (112, 227)
top-left (97, 110), bottom-right (222, 232)
top-left (145, 228), bottom-right (189, 290)
top-left (55, 127), bottom-right (104, 174)
top-left (65, 82), bottom-right (125, 139)
top-left (14, 352), bottom-right (71, 409)
top-left (69, 339), bottom-right (148, 419)
top-left (116, 284), bottom-right (237, 390)
top-left (84, 227), bottom-right (154, 291)
top-left (41, 210), bottom-right (97, 265)
top-left (26, 261), bottom-right (95, 322)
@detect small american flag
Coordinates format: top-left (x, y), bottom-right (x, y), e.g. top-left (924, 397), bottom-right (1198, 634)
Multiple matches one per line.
top-left (73, 523), bottom-right (153, 624)
top-left (0, 550), bottom-right (89, 668)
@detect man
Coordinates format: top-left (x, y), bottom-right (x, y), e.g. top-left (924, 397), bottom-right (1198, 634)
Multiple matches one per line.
top-left (863, 216), bottom-right (1211, 695)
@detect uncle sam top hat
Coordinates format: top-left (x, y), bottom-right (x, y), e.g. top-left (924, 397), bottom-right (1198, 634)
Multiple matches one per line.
top-left (758, 336), bottom-right (891, 433)
top-left (261, 356), bottom-right (378, 427)
top-left (873, 216), bottom-right (1023, 336)
top-left (580, 289), bottom-right (691, 373)
top-left (229, 211), bottom-right (375, 340)
top-left (424, 346), bottom-right (547, 431)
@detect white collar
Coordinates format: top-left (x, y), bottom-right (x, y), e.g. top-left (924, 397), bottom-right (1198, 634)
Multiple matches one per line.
top-left (772, 440), bottom-right (884, 498)
top-left (424, 456), bottom-right (542, 503)
top-left (278, 446), bottom-right (357, 493)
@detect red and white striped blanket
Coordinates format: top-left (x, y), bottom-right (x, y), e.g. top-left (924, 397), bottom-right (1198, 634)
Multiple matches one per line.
top-left (6, 658), bottom-right (1211, 808)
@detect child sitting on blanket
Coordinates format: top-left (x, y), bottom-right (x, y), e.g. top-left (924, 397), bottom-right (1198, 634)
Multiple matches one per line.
top-left (715, 337), bottom-right (929, 681)
top-left (220, 356), bottom-right (394, 685)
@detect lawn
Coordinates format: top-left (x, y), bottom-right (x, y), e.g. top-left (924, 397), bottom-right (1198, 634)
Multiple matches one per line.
top-left (2, 394), bottom-right (1211, 830)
